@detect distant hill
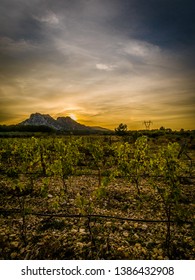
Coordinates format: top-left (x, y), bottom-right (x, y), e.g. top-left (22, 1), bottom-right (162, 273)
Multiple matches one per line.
top-left (91, 126), bottom-right (112, 132)
top-left (19, 113), bottom-right (111, 133)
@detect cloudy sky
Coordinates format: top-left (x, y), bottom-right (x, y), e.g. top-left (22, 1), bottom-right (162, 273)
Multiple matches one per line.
top-left (0, 0), bottom-right (195, 129)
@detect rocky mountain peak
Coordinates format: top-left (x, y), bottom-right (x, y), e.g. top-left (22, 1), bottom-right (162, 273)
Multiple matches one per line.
top-left (20, 113), bottom-right (61, 130)
top-left (19, 112), bottom-right (111, 132)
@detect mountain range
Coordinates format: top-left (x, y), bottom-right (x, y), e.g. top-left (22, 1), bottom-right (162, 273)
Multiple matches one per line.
top-left (19, 113), bottom-right (111, 132)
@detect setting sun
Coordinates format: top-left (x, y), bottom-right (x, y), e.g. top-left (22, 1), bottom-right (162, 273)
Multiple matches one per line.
top-left (69, 113), bottom-right (77, 121)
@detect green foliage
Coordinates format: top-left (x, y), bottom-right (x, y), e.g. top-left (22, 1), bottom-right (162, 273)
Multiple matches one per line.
top-left (117, 136), bottom-right (149, 194)
top-left (149, 142), bottom-right (191, 256)
top-left (115, 123), bottom-right (128, 136)
top-left (150, 142), bottom-right (185, 205)
top-left (75, 193), bottom-right (94, 215)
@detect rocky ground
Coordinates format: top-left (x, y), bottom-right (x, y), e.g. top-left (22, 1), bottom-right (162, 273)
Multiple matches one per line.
top-left (0, 174), bottom-right (194, 260)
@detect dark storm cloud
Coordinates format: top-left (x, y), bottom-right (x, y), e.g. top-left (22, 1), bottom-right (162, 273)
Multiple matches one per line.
top-left (1, 0), bottom-right (195, 46)
top-left (1, 0), bottom-right (194, 68)
top-left (0, 0), bottom-right (43, 41)
top-left (113, 0), bottom-right (195, 46)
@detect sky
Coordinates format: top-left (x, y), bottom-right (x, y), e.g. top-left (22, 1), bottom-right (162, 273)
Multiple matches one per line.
top-left (0, 0), bottom-right (195, 130)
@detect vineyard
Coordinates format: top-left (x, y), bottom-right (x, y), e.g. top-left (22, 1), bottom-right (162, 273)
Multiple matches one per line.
top-left (0, 135), bottom-right (194, 260)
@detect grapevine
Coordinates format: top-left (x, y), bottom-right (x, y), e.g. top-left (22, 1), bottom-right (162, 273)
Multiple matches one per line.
top-left (0, 135), bottom-right (194, 260)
